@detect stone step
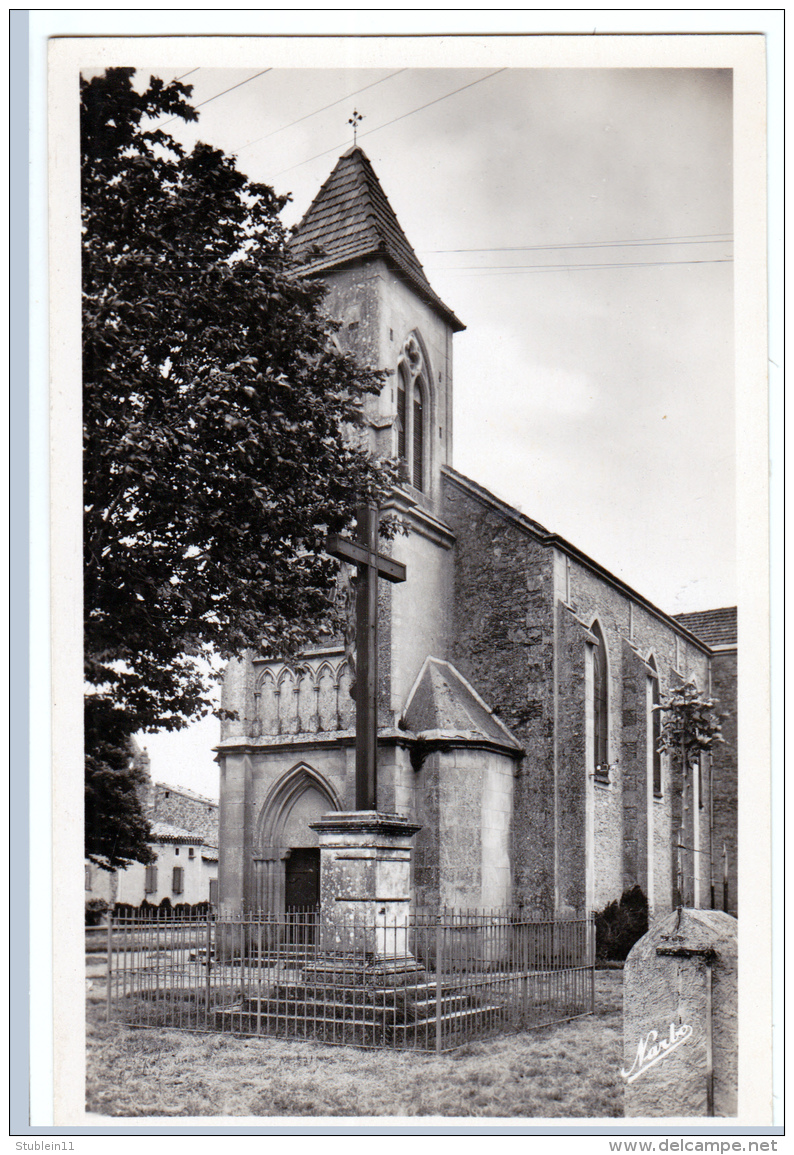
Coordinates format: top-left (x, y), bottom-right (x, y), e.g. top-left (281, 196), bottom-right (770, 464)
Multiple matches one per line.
top-left (246, 985), bottom-right (485, 1014)
top-left (394, 995), bottom-right (481, 1021)
top-left (241, 999), bottom-right (400, 1023)
top-left (236, 989), bottom-right (505, 1027)
top-left (213, 999), bottom-right (508, 1046)
top-left (212, 1005), bottom-right (392, 1045)
top-left (392, 1003), bottom-right (508, 1037)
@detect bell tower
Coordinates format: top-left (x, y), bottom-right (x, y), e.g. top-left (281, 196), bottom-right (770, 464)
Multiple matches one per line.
top-left (289, 146), bottom-right (464, 521)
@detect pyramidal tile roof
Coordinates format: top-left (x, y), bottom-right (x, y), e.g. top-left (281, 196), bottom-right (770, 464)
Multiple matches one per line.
top-left (673, 607), bottom-right (737, 649)
top-left (289, 146), bottom-right (465, 332)
top-left (401, 657), bottom-right (522, 751)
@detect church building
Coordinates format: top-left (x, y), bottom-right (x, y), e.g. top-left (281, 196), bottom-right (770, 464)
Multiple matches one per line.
top-left (216, 147), bottom-right (736, 919)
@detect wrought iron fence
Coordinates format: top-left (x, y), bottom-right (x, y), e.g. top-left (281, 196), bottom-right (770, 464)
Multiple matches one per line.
top-left (104, 908), bottom-right (594, 1052)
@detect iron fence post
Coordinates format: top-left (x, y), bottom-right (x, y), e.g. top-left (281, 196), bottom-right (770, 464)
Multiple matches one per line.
top-left (205, 912), bottom-right (212, 1024)
top-left (256, 917), bottom-right (262, 1036)
top-left (590, 915), bottom-right (595, 1014)
top-left (105, 913), bottom-right (113, 1022)
top-left (435, 916), bottom-right (443, 1053)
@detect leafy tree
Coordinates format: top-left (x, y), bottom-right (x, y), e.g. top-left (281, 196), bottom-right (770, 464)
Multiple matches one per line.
top-left (82, 68), bottom-right (394, 866)
top-left (655, 682), bottom-right (724, 908)
top-left (655, 681), bottom-right (724, 771)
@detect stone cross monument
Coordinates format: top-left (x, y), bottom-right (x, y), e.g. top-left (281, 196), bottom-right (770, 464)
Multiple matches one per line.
top-left (308, 504), bottom-right (424, 983)
top-left (326, 503), bottom-right (406, 809)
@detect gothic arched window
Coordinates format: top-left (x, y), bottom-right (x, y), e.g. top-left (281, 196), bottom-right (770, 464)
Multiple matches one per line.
top-left (412, 379), bottom-right (424, 490)
top-left (648, 656), bottom-right (662, 797)
top-left (592, 622), bottom-right (609, 782)
top-left (396, 363), bottom-right (408, 461)
top-left (396, 334), bottom-right (429, 493)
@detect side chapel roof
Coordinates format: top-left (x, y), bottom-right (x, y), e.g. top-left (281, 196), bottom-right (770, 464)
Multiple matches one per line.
top-left (401, 657), bottom-right (523, 753)
top-left (673, 607), bottom-right (737, 649)
top-left (288, 146), bottom-right (465, 332)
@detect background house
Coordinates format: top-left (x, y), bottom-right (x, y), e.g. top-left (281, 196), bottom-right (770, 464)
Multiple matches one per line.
top-left (85, 755), bottom-right (220, 915)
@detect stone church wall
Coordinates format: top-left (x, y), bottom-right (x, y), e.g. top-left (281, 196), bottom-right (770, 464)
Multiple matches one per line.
top-left (412, 746), bottom-right (514, 909)
top-left (442, 476), bottom-right (557, 912)
top-left (620, 638), bottom-right (654, 906)
top-left (412, 748), bottom-right (441, 904)
top-left (709, 650), bottom-right (737, 915)
top-left (435, 476), bottom-right (714, 917)
top-left (387, 523), bottom-right (455, 722)
top-left (556, 603), bottom-right (591, 913)
top-left (594, 777), bottom-right (624, 909)
top-left (567, 556), bottom-right (710, 913)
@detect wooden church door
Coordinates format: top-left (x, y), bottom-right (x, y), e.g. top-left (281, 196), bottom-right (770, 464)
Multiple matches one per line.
top-left (284, 847), bottom-right (320, 909)
top-left (284, 847), bottom-right (320, 946)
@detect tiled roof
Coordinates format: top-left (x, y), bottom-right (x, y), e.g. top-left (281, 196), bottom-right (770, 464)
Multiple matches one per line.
top-left (673, 607), bottom-right (737, 648)
top-left (289, 147), bottom-right (465, 332)
top-left (154, 782), bottom-right (218, 808)
top-left (150, 822), bottom-right (206, 844)
top-left (401, 657), bottom-right (522, 751)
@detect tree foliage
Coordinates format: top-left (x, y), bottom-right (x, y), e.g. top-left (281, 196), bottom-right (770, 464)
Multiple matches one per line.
top-left (83, 68), bottom-right (394, 865)
top-left (85, 732), bottom-right (156, 870)
top-left (655, 681), bottom-right (724, 769)
top-left (594, 885), bottom-right (648, 962)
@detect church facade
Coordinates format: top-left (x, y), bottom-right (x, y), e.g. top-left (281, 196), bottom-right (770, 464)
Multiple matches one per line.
top-left (216, 147), bottom-right (735, 919)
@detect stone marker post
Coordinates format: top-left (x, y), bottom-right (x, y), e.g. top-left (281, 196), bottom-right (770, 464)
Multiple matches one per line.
top-left (307, 811), bottom-right (425, 986)
top-left (622, 908), bottom-right (737, 1117)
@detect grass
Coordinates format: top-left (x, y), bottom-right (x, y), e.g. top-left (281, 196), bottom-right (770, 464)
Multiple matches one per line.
top-left (86, 970), bottom-right (624, 1118)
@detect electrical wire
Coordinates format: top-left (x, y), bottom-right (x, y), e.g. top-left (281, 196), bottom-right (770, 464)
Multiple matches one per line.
top-left (235, 69), bottom-right (407, 154)
top-left (429, 257), bottom-right (733, 276)
top-left (272, 68), bottom-right (507, 178)
top-left (142, 69), bottom-right (729, 284)
top-left (422, 234), bottom-right (733, 255)
top-left (156, 68), bottom-right (273, 128)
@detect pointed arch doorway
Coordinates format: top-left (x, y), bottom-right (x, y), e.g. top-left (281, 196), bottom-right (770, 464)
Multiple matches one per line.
top-left (254, 763), bottom-right (342, 915)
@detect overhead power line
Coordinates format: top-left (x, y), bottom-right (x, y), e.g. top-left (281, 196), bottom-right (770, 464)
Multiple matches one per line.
top-left (422, 234), bottom-right (733, 255)
top-left (273, 68), bottom-right (507, 178)
top-left (236, 70), bottom-right (407, 154)
top-left (156, 68), bottom-right (273, 128)
top-left (429, 257), bottom-right (734, 276)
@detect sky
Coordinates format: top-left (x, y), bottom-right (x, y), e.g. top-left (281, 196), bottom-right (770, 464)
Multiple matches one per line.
top-left (105, 62), bottom-right (736, 798)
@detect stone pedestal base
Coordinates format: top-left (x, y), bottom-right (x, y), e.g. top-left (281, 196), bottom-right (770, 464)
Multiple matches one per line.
top-left (307, 811), bottom-right (424, 986)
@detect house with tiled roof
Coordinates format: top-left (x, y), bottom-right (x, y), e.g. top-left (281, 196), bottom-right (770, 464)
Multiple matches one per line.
top-left (217, 148), bottom-right (738, 919)
top-left (85, 754), bottom-right (219, 915)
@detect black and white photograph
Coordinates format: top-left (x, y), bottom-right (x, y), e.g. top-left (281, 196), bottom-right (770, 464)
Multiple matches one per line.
top-left (32, 19), bottom-right (776, 1140)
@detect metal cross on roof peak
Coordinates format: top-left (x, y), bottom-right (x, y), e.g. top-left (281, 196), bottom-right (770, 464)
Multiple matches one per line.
top-left (348, 109), bottom-right (363, 146)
